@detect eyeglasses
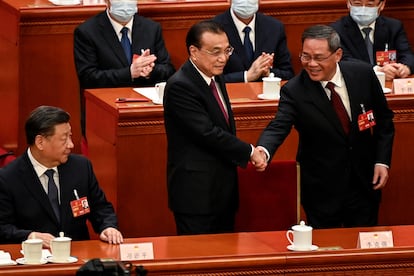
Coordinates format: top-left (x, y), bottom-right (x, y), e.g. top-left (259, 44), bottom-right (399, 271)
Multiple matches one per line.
top-left (200, 46), bottom-right (234, 58)
top-left (299, 49), bottom-right (338, 63)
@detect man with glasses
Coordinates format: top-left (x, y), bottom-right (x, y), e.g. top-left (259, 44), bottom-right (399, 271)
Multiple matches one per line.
top-left (331, 0), bottom-right (414, 81)
top-left (0, 106), bottom-right (123, 247)
top-left (163, 20), bottom-right (266, 235)
top-left (254, 25), bottom-right (395, 229)
top-left (212, 0), bottom-right (294, 82)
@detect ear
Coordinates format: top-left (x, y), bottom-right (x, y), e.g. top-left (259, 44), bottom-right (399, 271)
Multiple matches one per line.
top-left (34, 135), bottom-right (45, 151)
top-left (189, 45), bottom-right (198, 60)
top-left (335, 48), bottom-right (343, 62)
top-left (378, 0), bottom-right (386, 13)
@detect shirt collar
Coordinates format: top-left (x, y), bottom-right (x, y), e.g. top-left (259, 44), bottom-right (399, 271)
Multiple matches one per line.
top-left (106, 9), bottom-right (134, 36)
top-left (189, 59), bottom-right (216, 86)
top-left (27, 148), bottom-right (57, 178)
top-left (321, 64), bottom-right (344, 88)
top-left (230, 8), bottom-right (256, 36)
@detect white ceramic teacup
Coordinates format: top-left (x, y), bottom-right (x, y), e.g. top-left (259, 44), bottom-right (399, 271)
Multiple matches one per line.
top-left (375, 71), bottom-right (386, 88)
top-left (50, 233), bottom-right (72, 262)
top-left (155, 82), bottom-right (166, 104)
top-left (262, 74), bottom-right (281, 99)
top-left (286, 221), bottom-right (313, 250)
top-left (22, 238), bottom-right (43, 264)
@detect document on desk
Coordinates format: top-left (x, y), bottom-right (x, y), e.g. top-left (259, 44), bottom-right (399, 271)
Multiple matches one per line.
top-left (120, 242), bottom-right (154, 261)
top-left (133, 87), bottom-right (161, 104)
top-left (0, 250), bottom-right (16, 266)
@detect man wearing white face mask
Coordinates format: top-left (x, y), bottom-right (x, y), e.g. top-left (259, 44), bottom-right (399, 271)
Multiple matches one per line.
top-left (212, 0), bottom-right (294, 82)
top-left (74, 0), bottom-right (175, 135)
top-left (331, 0), bottom-right (414, 81)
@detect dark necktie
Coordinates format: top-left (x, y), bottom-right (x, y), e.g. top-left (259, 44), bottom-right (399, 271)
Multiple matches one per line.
top-left (121, 27), bottom-right (132, 64)
top-left (362, 27), bottom-right (374, 65)
top-left (326, 82), bottom-right (350, 135)
top-left (243, 26), bottom-right (254, 64)
top-left (45, 169), bottom-right (60, 222)
top-left (210, 79), bottom-right (229, 124)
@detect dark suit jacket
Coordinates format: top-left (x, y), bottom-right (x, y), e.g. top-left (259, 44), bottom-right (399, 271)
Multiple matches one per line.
top-left (213, 10), bottom-right (294, 82)
top-left (0, 152), bottom-right (118, 244)
top-left (74, 11), bottom-right (175, 89)
top-left (331, 15), bottom-right (414, 73)
top-left (257, 61), bottom-right (395, 215)
top-left (163, 60), bottom-right (252, 215)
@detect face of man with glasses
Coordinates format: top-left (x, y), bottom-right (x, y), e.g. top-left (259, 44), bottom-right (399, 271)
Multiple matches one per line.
top-left (299, 38), bottom-right (343, 82)
top-left (190, 31), bottom-right (234, 78)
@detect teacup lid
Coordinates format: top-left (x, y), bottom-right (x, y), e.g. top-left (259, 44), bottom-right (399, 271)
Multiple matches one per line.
top-left (53, 232), bottom-right (71, 241)
top-left (291, 220), bottom-right (312, 231)
top-left (262, 73), bottom-right (281, 82)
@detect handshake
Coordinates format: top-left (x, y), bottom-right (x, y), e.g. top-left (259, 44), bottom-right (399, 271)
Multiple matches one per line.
top-left (250, 146), bottom-right (268, 172)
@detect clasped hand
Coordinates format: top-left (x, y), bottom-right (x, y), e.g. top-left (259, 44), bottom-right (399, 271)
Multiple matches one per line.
top-left (250, 146), bottom-right (268, 172)
top-left (130, 49), bottom-right (157, 79)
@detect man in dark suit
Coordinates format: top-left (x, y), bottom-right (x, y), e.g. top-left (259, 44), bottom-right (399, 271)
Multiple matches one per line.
top-left (163, 20), bottom-right (265, 235)
top-left (212, 0), bottom-right (294, 82)
top-left (74, 0), bottom-right (175, 134)
top-left (255, 25), bottom-right (395, 229)
top-left (331, 0), bottom-right (414, 81)
top-left (0, 106), bottom-right (123, 247)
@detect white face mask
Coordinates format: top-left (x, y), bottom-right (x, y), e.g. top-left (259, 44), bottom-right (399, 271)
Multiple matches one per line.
top-left (109, 0), bottom-right (137, 23)
top-left (231, 0), bottom-right (258, 20)
top-left (349, 5), bottom-right (379, 26)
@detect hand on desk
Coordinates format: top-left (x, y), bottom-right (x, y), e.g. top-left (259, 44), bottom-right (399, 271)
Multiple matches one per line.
top-left (130, 49), bottom-right (157, 79)
top-left (250, 146), bottom-right (268, 172)
top-left (100, 227), bottom-right (123, 244)
top-left (379, 63), bottom-right (411, 80)
top-left (28, 232), bottom-right (55, 248)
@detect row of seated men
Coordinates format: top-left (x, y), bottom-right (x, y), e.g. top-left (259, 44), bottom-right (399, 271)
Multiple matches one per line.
top-left (0, 0), bottom-right (404, 248)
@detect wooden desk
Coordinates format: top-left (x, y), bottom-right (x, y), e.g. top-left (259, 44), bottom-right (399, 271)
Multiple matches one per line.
top-left (1, 225), bottom-right (414, 275)
top-left (85, 82), bottom-right (414, 238)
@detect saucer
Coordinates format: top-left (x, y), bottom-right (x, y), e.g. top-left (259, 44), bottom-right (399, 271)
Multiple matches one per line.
top-left (16, 257), bottom-right (48, 265)
top-left (287, 245), bottom-right (319, 251)
top-left (152, 99), bottom-right (163, 105)
top-left (382, 87), bottom-right (392, 94)
top-left (47, 256), bottom-right (78, 264)
top-left (258, 93), bottom-right (279, 100)
top-left (49, 0), bottom-right (81, 5)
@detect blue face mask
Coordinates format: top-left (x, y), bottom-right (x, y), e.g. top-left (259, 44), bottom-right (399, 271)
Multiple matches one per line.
top-left (350, 5), bottom-right (379, 26)
top-left (109, 1), bottom-right (137, 23)
top-left (231, 0), bottom-right (258, 20)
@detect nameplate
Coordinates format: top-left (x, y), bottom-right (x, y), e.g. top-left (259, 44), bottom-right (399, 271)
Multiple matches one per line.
top-left (393, 78), bottom-right (414, 94)
top-left (357, 230), bottom-right (394, 249)
top-left (120, 242), bottom-right (154, 261)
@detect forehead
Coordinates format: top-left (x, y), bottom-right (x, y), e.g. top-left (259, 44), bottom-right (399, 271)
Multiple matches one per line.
top-left (302, 38), bottom-right (330, 53)
top-left (350, 0), bottom-right (380, 5)
top-left (52, 123), bottom-right (71, 135)
top-left (200, 31), bottom-right (229, 48)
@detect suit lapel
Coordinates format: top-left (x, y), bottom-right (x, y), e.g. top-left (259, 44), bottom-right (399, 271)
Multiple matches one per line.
top-left (98, 13), bottom-right (130, 66)
top-left (344, 16), bottom-right (370, 63)
top-left (20, 153), bottom-right (60, 224)
top-left (222, 10), bottom-right (251, 68)
top-left (302, 72), bottom-right (348, 136)
top-left (185, 61), bottom-right (232, 131)
top-left (373, 17), bottom-right (389, 53)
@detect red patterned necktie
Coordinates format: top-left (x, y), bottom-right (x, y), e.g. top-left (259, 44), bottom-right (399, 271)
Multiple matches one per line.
top-left (210, 79), bottom-right (229, 124)
top-left (326, 82), bottom-right (350, 135)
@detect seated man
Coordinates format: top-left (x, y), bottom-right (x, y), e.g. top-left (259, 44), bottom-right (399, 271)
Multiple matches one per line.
top-left (212, 0), bottom-right (294, 82)
top-left (0, 106), bottom-right (123, 248)
top-left (74, 0), bottom-right (175, 134)
top-left (331, 0), bottom-right (414, 80)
